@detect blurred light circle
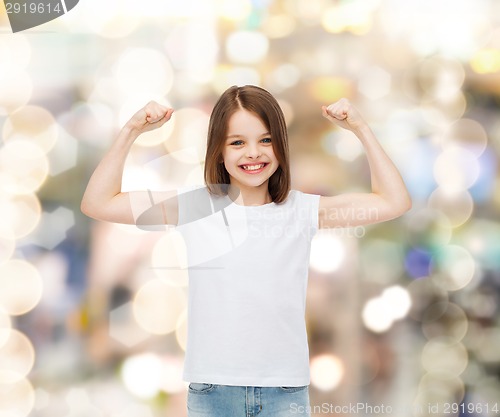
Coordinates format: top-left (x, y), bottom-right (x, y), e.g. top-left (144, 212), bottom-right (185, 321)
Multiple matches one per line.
top-left (114, 48), bottom-right (174, 97)
top-left (422, 302), bottom-right (468, 342)
top-left (310, 354), bottom-right (344, 391)
top-left (0, 229), bottom-right (15, 265)
top-left (277, 99), bottom-right (295, 127)
top-left (121, 353), bottom-right (163, 399)
top-left (151, 232), bottom-right (189, 287)
top-left (441, 118), bottom-right (488, 157)
top-left (0, 308), bottom-right (11, 349)
top-left (310, 77), bottom-right (352, 103)
top-left (421, 338), bottom-right (468, 376)
top-left (431, 245), bottom-right (476, 291)
top-left (0, 141), bottom-right (49, 195)
top-left (475, 328), bottom-right (500, 364)
top-left (82, 0), bottom-right (140, 38)
top-left (470, 48), bottom-right (500, 74)
top-left (407, 277), bottom-right (449, 322)
top-left (0, 330), bottom-right (35, 384)
top-left (362, 297), bottom-right (393, 333)
top-left (0, 260), bottom-right (42, 316)
top-left (427, 188), bottom-right (473, 228)
top-left (163, 108), bottom-right (209, 162)
top-left (213, 66), bottom-right (261, 95)
top-left (381, 285), bottom-right (412, 320)
top-left (216, 0), bottom-right (251, 21)
top-left (262, 14), bottom-right (296, 38)
top-left (358, 66), bottom-right (391, 100)
top-left (404, 247), bottom-right (432, 279)
top-left (434, 146), bottom-right (480, 193)
top-left (418, 57), bottom-right (465, 100)
top-left (269, 64), bottom-right (301, 91)
top-left (159, 355), bottom-right (185, 394)
top-left (418, 372), bottom-right (465, 405)
top-left (0, 68), bottom-right (32, 116)
top-left (133, 279), bottom-right (186, 335)
top-left (119, 96), bottom-right (175, 147)
top-left (0, 34), bottom-right (31, 69)
top-left (0, 376), bottom-right (35, 417)
top-left (424, 91), bottom-right (467, 122)
top-left (405, 208), bottom-right (452, 248)
top-left (226, 31), bottom-right (269, 64)
top-left (322, 130), bottom-right (364, 162)
top-left (309, 230), bottom-right (345, 273)
top-left (0, 193), bottom-right (41, 239)
top-left (3, 106), bottom-right (58, 153)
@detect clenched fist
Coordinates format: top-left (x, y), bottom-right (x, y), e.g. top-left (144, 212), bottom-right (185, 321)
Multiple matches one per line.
top-left (322, 98), bottom-right (367, 133)
top-left (126, 101), bottom-right (174, 135)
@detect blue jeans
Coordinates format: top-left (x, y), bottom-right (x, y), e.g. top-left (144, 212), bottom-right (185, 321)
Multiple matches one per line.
top-left (187, 383), bottom-right (311, 417)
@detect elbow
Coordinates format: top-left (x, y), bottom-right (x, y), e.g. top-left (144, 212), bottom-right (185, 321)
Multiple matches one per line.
top-left (80, 199), bottom-right (99, 220)
top-left (397, 194), bottom-right (412, 216)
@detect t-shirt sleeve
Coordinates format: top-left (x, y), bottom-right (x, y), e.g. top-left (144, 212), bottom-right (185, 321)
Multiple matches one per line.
top-left (294, 190), bottom-right (321, 237)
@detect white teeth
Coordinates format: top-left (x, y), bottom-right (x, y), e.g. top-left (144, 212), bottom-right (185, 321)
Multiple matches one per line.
top-left (242, 164), bottom-right (265, 171)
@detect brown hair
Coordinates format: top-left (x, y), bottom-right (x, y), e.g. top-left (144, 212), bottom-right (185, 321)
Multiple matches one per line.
top-left (204, 85), bottom-right (291, 204)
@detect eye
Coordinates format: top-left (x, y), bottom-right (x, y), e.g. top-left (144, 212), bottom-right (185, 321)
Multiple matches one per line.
top-left (261, 138), bottom-right (272, 143)
top-left (230, 140), bottom-right (244, 146)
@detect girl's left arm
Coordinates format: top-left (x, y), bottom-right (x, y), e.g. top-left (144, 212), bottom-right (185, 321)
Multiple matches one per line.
top-left (318, 98), bottom-right (412, 229)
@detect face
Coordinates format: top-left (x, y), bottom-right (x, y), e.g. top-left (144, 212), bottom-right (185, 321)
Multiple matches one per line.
top-left (222, 109), bottom-right (279, 192)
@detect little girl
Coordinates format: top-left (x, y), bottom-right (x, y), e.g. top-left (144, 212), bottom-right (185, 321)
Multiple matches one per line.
top-left (81, 85), bottom-right (411, 417)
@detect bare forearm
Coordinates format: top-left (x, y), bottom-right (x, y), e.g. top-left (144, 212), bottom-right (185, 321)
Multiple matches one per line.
top-left (354, 125), bottom-right (411, 211)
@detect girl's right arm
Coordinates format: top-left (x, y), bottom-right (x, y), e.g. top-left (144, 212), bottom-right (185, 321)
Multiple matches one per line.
top-left (81, 101), bottom-right (177, 225)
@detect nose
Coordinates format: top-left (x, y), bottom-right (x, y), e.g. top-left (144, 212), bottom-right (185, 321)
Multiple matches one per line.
top-left (245, 143), bottom-right (261, 159)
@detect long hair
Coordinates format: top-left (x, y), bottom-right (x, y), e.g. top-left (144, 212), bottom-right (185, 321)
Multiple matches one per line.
top-left (204, 85), bottom-right (291, 204)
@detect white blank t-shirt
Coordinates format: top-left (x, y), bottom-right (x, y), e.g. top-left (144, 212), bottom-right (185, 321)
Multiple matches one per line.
top-left (176, 187), bottom-right (320, 387)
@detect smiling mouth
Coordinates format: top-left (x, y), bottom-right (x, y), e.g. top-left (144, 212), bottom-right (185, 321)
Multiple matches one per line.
top-left (239, 163), bottom-right (268, 171)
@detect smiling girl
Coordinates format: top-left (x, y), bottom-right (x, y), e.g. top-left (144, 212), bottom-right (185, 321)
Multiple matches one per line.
top-left (81, 85), bottom-right (411, 417)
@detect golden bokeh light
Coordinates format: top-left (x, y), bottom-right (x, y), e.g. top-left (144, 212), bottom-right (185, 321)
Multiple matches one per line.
top-left (405, 208), bottom-right (453, 249)
top-left (0, 308), bottom-right (11, 350)
top-left (0, 377), bottom-right (35, 417)
top-left (422, 302), bottom-right (468, 342)
top-left (0, 193), bottom-right (41, 240)
top-left (114, 48), bottom-right (174, 98)
top-left (0, 68), bottom-right (32, 116)
top-left (3, 106), bottom-right (58, 153)
top-left (0, 141), bottom-right (49, 195)
top-left (427, 188), bottom-right (474, 228)
top-left (441, 118), bottom-right (488, 157)
top-left (226, 31), bottom-right (269, 64)
top-left (433, 147), bottom-right (479, 193)
top-left (262, 14), bottom-right (296, 39)
top-left (133, 279), bottom-right (187, 335)
top-left (163, 108), bottom-right (209, 162)
top-left (215, 0), bottom-right (251, 22)
top-left (309, 230), bottom-right (345, 273)
top-left (151, 232), bottom-right (189, 287)
top-left (310, 354), bottom-right (344, 391)
top-left (431, 245), bottom-right (476, 292)
top-left (0, 330), bottom-right (35, 384)
top-left (421, 338), bottom-right (468, 376)
top-left (470, 48), bottom-right (500, 74)
top-left (0, 260), bottom-right (43, 316)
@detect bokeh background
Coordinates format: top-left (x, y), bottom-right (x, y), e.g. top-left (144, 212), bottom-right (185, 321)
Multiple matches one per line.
top-left (1, 0), bottom-right (500, 416)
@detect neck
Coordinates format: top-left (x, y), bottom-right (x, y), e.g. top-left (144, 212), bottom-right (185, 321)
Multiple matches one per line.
top-left (228, 184), bottom-right (272, 206)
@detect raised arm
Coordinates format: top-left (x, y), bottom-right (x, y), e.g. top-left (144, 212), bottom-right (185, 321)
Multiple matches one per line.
top-left (81, 101), bottom-right (178, 225)
top-left (318, 98), bottom-right (412, 229)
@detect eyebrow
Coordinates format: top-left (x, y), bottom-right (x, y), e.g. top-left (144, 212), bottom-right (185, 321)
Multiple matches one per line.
top-left (226, 132), bottom-right (270, 140)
